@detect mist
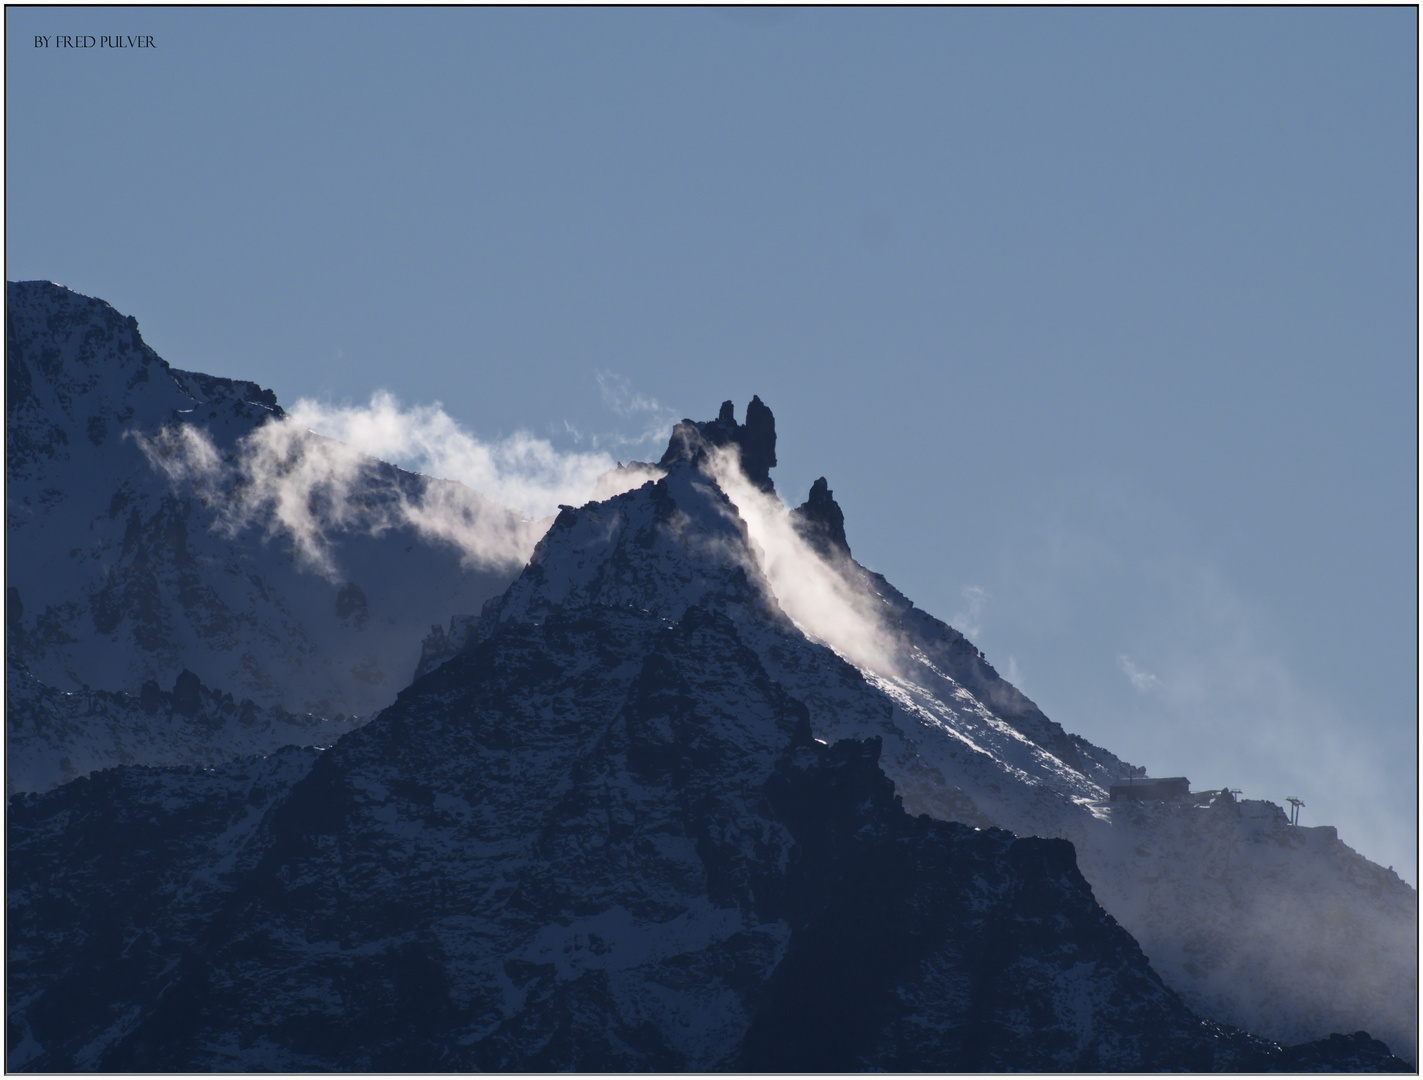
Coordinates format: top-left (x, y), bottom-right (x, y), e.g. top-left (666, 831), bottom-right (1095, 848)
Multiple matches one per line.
top-left (282, 391), bottom-right (649, 518)
top-left (132, 391), bottom-right (663, 580)
top-left (978, 473), bottom-right (1419, 887)
top-left (707, 446), bottom-right (902, 676)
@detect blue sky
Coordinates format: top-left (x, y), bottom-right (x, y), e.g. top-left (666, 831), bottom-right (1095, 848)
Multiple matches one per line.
top-left (6, 6), bottom-right (1417, 880)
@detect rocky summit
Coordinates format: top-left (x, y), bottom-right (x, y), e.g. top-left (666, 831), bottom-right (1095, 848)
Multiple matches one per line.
top-left (658, 394), bottom-right (777, 493)
top-left (5, 287), bottom-right (1416, 1071)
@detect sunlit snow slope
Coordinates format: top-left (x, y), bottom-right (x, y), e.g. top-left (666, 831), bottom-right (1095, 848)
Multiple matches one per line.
top-left (681, 402), bottom-right (1417, 1061)
top-left (5, 282), bottom-right (1413, 1067)
top-left (9, 432), bottom-right (1408, 1070)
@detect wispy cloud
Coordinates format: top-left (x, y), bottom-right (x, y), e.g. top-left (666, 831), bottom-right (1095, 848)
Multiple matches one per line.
top-left (987, 472), bottom-right (1416, 882)
top-left (131, 389), bottom-right (664, 581)
top-left (1005, 654), bottom-right (1026, 690)
top-left (952, 584), bottom-right (988, 639)
top-left (284, 391), bottom-right (621, 518)
top-left (1117, 653), bottom-right (1160, 692)
top-left (706, 445), bottom-right (902, 676)
top-left (596, 370), bottom-right (664, 419)
top-left (1128, 575), bottom-right (1415, 881)
top-left (593, 371), bottom-right (682, 450)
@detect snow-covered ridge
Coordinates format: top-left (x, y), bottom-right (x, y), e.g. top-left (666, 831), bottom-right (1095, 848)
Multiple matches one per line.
top-left (6, 661), bottom-right (356, 795)
top-left (10, 574), bottom-right (1404, 1069)
top-left (6, 279), bottom-right (526, 787)
top-left (5, 281), bottom-right (1414, 1064)
top-left (428, 396), bottom-right (1415, 1059)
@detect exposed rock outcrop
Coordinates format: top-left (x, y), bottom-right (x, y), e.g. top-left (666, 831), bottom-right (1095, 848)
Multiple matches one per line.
top-left (658, 395), bottom-right (777, 493)
top-left (790, 476), bottom-right (850, 558)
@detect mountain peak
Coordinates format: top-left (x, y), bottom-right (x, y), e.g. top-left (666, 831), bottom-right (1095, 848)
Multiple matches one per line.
top-left (659, 394), bottom-right (778, 493)
top-left (9, 289), bottom-right (1417, 1070)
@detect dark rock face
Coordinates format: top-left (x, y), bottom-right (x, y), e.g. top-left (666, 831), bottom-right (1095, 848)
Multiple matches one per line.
top-left (1278, 1032), bottom-right (1414, 1072)
top-left (790, 476), bottom-right (850, 558)
top-left (739, 396), bottom-right (777, 491)
top-left (8, 468), bottom-right (1409, 1069)
top-left (659, 395), bottom-right (777, 493)
top-left (170, 669), bottom-right (204, 717)
top-left (7, 748), bottom-right (322, 1070)
top-left (11, 604), bottom-right (791, 1070)
top-left (6, 382), bottom-right (1413, 1072)
top-left (10, 602), bottom-right (1408, 1070)
top-left (5, 663), bottom-right (355, 795)
top-left (746, 736), bottom-right (1281, 1072)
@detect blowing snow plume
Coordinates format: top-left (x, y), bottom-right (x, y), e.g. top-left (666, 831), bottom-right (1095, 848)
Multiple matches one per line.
top-left (134, 391), bottom-right (664, 580)
top-left (706, 444), bottom-right (902, 676)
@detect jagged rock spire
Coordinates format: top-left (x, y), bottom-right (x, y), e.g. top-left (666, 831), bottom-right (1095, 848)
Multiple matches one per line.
top-left (791, 476), bottom-right (850, 558)
top-left (659, 395), bottom-right (778, 493)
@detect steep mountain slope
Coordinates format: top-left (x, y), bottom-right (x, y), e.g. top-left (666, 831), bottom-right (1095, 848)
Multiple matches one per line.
top-left (828, 519), bottom-right (1415, 1058)
top-left (1077, 794), bottom-right (1416, 1058)
top-left (787, 543), bottom-right (1417, 1058)
top-left (5, 284), bottom-right (1412, 1071)
top-left (9, 454), bottom-right (1406, 1069)
top-left (5, 663), bottom-right (347, 794)
top-left (453, 399), bottom-right (1417, 1059)
top-left (6, 280), bottom-right (532, 788)
top-left (7, 747), bottom-right (323, 1069)
top-left (683, 403), bottom-right (1418, 1059)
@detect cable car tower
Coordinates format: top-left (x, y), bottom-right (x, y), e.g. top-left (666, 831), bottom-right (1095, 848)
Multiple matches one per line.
top-left (1286, 796), bottom-right (1305, 826)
